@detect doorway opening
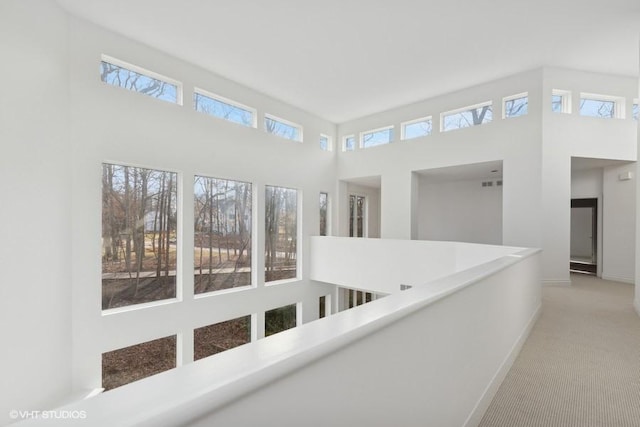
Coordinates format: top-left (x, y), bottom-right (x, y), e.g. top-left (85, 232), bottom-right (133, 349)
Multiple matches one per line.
top-left (570, 198), bottom-right (597, 275)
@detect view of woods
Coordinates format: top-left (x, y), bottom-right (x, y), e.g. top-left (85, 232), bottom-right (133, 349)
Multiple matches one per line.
top-left (102, 335), bottom-right (176, 391)
top-left (194, 176), bottom-right (252, 294)
top-left (102, 164), bottom-right (178, 310)
top-left (193, 316), bottom-right (251, 361)
top-left (265, 186), bottom-right (297, 282)
top-left (265, 304), bottom-right (297, 337)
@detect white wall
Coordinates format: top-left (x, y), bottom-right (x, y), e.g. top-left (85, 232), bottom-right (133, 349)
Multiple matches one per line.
top-left (67, 16), bottom-right (339, 393)
top-left (602, 163), bottom-right (636, 283)
top-left (541, 68), bottom-right (637, 284)
top-left (417, 176), bottom-right (503, 245)
top-left (337, 69), bottom-right (545, 259)
top-left (337, 67), bottom-right (637, 283)
top-left (0, 1), bottom-right (73, 423)
top-left (1, 2), bottom-right (341, 419)
top-left (187, 251), bottom-right (542, 427)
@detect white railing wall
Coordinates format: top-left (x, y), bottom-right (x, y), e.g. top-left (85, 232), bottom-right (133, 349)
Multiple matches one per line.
top-left (19, 239), bottom-right (541, 427)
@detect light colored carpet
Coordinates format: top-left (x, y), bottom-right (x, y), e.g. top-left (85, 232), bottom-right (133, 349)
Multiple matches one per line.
top-left (479, 274), bottom-right (640, 427)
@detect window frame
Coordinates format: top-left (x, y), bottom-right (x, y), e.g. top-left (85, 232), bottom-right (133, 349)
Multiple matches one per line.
top-left (319, 134), bottom-right (332, 151)
top-left (502, 92), bottom-right (529, 119)
top-left (401, 116), bottom-right (433, 140)
top-left (551, 89), bottom-right (572, 114)
top-left (100, 54), bottom-right (183, 105)
top-left (264, 114), bottom-right (303, 142)
top-left (342, 135), bottom-right (355, 152)
top-left (579, 92), bottom-right (625, 119)
top-left (359, 125), bottom-right (394, 149)
top-left (440, 101), bottom-right (493, 132)
top-left (193, 87), bottom-right (257, 128)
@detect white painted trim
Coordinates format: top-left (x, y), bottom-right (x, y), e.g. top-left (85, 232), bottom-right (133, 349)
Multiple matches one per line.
top-left (552, 89), bottom-right (572, 114)
top-left (101, 54), bottom-right (183, 105)
top-left (193, 87), bottom-right (258, 128)
top-left (579, 92), bottom-right (626, 119)
top-left (319, 133), bottom-right (332, 151)
top-left (264, 113), bottom-right (303, 142)
top-left (342, 134), bottom-right (355, 152)
top-left (440, 100), bottom-right (493, 132)
top-left (400, 116), bottom-right (433, 140)
top-left (463, 303), bottom-right (541, 427)
top-left (359, 125), bottom-right (394, 148)
top-left (601, 274), bottom-right (635, 285)
top-left (501, 92), bottom-right (528, 119)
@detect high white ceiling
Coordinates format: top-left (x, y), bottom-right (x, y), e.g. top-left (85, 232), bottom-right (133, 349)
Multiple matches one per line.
top-left (56, 0), bottom-right (640, 123)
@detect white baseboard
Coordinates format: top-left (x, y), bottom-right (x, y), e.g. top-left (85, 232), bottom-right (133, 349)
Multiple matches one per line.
top-left (601, 274), bottom-right (635, 285)
top-left (542, 279), bottom-right (571, 287)
top-left (463, 303), bottom-right (542, 427)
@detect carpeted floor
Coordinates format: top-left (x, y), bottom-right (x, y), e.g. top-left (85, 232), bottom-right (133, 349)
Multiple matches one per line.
top-left (479, 274), bottom-right (640, 427)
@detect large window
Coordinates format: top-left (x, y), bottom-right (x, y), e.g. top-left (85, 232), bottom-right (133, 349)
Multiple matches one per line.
top-left (579, 93), bottom-right (623, 119)
top-left (265, 304), bottom-right (297, 336)
top-left (265, 186), bottom-right (298, 282)
top-left (401, 117), bottom-right (432, 140)
top-left (102, 164), bottom-right (177, 310)
top-left (194, 89), bottom-right (256, 127)
top-left (194, 316), bottom-right (251, 361)
top-left (319, 192), bottom-right (328, 236)
top-left (503, 93), bottom-right (528, 118)
top-left (102, 335), bottom-right (176, 391)
top-left (265, 114), bottom-right (302, 142)
top-left (360, 126), bottom-right (394, 148)
top-left (441, 102), bottom-right (492, 132)
top-left (100, 55), bottom-right (180, 104)
top-left (194, 176), bottom-right (252, 294)
top-left (349, 194), bottom-right (366, 238)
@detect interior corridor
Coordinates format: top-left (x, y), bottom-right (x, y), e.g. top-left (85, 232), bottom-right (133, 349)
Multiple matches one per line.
top-left (479, 275), bottom-right (640, 426)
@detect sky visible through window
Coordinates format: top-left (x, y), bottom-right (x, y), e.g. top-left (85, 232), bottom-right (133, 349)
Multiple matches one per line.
top-left (402, 119), bottom-right (432, 140)
top-left (344, 136), bottom-right (355, 151)
top-left (362, 128), bottom-right (393, 148)
top-left (194, 92), bottom-right (253, 126)
top-left (100, 61), bottom-right (177, 103)
top-left (504, 96), bottom-right (528, 118)
top-left (442, 105), bottom-right (492, 131)
top-left (265, 116), bottom-right (301, 141)
top-left (580, 98), bottom-right (615, 118)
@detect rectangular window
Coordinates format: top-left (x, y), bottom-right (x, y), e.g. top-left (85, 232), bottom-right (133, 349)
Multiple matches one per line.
top-left (100, 55), bottom-right (180, 104)
top-left (349, 195), bottom-right (365, 238)
top-left (265, 304), bottom-right (297, 336)
top-left (441, 102), bottom-right (492, 132)
top-left (319, 192), bottom-right (328, 236)
top-left (503, 93), bottom-right (528, 118)
top-left (102, 335), bottom-right (176, 391)
top-left (361, 126), bottom-right (394, 148)
top-left (633, 101), bottom-right (639, 121)
top-left (265, 186), bottom-right (298, 282)
top-left (401, 117), bottom-right (432, 140)
top-left (579, 93), bottom-right (621, 119)
top-left (194, 89), bottom-right (255, 127)
top-left (194, 315), bottom-right (251, 361)
top-left (102, 164), bottom-right (177, 310)
top-left (265, 114), bottom-right (303, 142)
top-left (552, 89), bottom-right (571, 113)
top-left (194, 176), bottom-right (252, 294)
top-left (343, 135), bottom-right (355, 152)
top-left (320, 134), bottom-right (331, 151)
top-left (319, 295), bottom-right (327, 318)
